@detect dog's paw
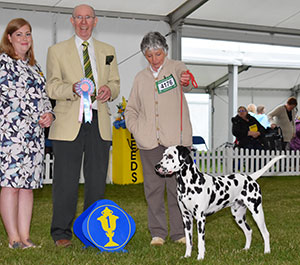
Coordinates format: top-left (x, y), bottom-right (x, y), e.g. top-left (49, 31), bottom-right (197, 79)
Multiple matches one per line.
top-left (184, 253), bottom-right (191, 258)
top-left (197, 252), bottom-right (205, 260)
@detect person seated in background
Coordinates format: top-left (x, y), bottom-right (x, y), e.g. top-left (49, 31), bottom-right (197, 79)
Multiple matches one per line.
top-left (232, 106), bottom-right (266, 150)
top-left (290, 117), bottom-right (300, 151)
top-left (256, 105), bottom-right (271, 129)
top-left (247, 103), bottom-right (257, 118)
top-left (268, 97), bottom-right (297, 150)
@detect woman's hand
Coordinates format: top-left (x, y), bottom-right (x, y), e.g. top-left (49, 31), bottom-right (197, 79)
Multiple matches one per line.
top-left (39, 113), bottom-right (54, 128)
top-left (180, 71), bottom-right (190, 87)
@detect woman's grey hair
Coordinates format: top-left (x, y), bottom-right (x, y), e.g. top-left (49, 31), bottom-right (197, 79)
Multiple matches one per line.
top-left (140, 32), bottom-right (168, 55)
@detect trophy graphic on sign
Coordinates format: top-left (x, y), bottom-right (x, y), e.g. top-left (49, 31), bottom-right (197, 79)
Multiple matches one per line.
top-left (74, 199), bottom-right (135, 252)
top-left (97, 207), bottom-right (119, 247)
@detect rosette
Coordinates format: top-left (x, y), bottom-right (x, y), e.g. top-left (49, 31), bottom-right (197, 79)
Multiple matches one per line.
top-left (75, 78), bottom-right (94, 123)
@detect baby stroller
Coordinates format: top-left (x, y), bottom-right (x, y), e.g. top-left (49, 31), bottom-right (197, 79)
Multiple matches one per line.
top-left (264, 127), bottom-right (283, 151)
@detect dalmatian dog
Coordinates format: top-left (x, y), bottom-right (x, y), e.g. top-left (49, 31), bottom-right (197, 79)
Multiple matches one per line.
top-left (155, 145), bottom-right (284, 260)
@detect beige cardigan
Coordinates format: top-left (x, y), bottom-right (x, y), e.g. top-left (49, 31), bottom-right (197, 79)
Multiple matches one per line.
top-left (125, 58), bottom-right (193, 150)
top-left (268, 105), bottom-right (296, 142)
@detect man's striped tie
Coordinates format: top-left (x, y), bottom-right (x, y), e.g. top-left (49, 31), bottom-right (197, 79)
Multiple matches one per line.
top-left (82, 41), bottom-right (96, 102)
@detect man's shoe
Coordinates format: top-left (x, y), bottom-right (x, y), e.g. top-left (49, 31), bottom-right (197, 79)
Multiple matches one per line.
top-left (55, 239), bottom-right (72, 247)
top-left (175, 237), bottom-right (186, 244)
top-left (150, 237), bottom-right (165, 246)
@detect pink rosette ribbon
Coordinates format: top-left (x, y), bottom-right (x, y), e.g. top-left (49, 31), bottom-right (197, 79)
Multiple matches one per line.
top-left (75, 78), bottom-right (94, 123)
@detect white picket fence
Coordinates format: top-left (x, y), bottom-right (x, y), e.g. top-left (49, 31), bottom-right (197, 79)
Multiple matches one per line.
top-left (43, 147), bottom-right (300, 184)
top-left (193, 147), bottom-right (300, 176)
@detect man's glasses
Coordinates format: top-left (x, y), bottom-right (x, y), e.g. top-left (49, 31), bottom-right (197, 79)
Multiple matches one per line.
top-left (73, 16), bottom-right (95, 21)
top-left (238, 109), bottom-right (247, 113)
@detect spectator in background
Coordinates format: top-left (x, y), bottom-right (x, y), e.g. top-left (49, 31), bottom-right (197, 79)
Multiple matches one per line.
top-left (290, 117), bottom-right (300, 151)
top-left (268, 97), bottom-right (298, 150)
top-left (247, 103), bottom-right (257, 118)
top-left (232, 106), bottom-right (266, 150)
top-left (256, 105), bottom-right (270, 129)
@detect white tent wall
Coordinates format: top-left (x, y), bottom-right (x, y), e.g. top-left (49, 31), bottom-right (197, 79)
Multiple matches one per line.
top-left (0, 8), bottom-right (298, 150)
top-left (0, 8), bottom-right (171, 114)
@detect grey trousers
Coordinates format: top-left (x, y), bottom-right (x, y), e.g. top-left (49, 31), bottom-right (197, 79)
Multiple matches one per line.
top-left (50, 110), bottom-right (111, 241)
top-left (139, 145), bottom-right (184, 241)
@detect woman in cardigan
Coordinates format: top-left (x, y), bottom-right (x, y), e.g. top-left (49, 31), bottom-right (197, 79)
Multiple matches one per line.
top-left (125, 32), bottom-right (194, 246)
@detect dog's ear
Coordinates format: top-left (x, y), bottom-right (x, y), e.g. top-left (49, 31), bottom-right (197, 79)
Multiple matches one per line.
top-left (176, 145), bottom-right (191, 159)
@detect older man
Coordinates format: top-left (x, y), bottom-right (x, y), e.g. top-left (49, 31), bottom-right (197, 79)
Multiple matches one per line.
top-left (46, 4), bottom-right (120, 247)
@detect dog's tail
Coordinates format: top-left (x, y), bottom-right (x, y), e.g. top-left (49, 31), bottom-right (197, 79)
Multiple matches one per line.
top-left (250, 155), bottom-right (285, 180)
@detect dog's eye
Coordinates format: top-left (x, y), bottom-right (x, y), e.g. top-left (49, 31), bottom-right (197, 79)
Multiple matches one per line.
top-left (167, 154), bottom-right (173, 159)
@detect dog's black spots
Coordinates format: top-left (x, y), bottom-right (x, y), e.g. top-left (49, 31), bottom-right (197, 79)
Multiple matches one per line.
top-left (216, 194), bottom-right (230, 206)
top-left (241, 190), bottom-right (247, 196)
top-left (185, 219), bottom-right (192, 230)
top-left (177, 177), bottom-right (186, 194)
top-left (238, 220), bottom-right (243, 224)
top-left (181, 164), bottom-right (187, 177)
top-left (220, 190), bottom-right (224, 196)
top-left (193, 205), bottom-right (199, 216)
top-left (215, 182), bottom-right (220, 191)
top-left (234, 179), bottom-right (239, 186)
top-left (209, 191), bottom-right (216, 205)
top-left (219, 181), bottom-right (224, 187)
top-left (249, 183), bottom-right (254, 193)
top-left (248, 196), bottom-right (262, 214)
top-left (202, 234), bottom-right (205, 241)
top-left (207, 188), bottom-right (210, 194)
top-left (198, 173), bottom-right (206, 185)
top-left (245, 222), bottom-right (251, 231)
top-left (190, 171), bottom-right (198, 185)
top-left (253, 182), bottom-right (259, 192)
top-left (184, 210), bottom-right (190, 215)
top-left (225, 185), bottom-right (229, 191)
top-left (205, 211), bottom-right (215, 217)
top-left (198, 221), bottom-right (203, 234)
top-left (227, 174), bottom-right (235, 180)
top-left (243, 180), bottom-right (248, 190)
top-left (187, 187), bottom-right (192, 195)
top-left (247, 176), bottom-right (253, 182)
top-left (227, 181), bottom-right (232, 186)
top-left (222, 200), bottom-right (230, 208)
top-left (195, 187), bottom-right (202, 194)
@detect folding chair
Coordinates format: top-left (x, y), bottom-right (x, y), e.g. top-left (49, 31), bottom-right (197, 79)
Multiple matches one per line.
top-left (192, 136), bottom-right (208, 150)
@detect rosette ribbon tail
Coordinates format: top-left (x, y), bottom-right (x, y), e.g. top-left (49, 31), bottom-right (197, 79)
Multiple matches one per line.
top-left (83, 91), bottom-right (92, 123)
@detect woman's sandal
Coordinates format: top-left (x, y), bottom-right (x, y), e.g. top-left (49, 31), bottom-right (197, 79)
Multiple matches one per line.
top-left (22, 239), bottom-right (41, 249)
top-left (8, 241), bottom-right (25, 249)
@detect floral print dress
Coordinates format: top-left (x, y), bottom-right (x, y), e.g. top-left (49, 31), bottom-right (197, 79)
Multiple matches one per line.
top-left (0, 53), bottom-right (52, 189)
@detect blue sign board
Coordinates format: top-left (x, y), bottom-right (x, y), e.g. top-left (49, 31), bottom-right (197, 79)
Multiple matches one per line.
top-left (74, 199), bottom-right (135, 252)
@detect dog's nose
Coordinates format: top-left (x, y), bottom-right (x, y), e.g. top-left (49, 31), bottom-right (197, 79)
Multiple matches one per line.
top-left (154, 164), bottom-right (161, 171)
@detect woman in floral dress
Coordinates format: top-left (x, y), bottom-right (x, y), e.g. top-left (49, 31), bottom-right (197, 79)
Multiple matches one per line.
top-left (0, 18), bottom-right (53, 249)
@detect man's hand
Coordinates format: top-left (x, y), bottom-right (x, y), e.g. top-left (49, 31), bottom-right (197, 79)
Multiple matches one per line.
top-left (96, 85), bottom-right (111, 103)
top-left (39, 113), bottom-right (54, 128)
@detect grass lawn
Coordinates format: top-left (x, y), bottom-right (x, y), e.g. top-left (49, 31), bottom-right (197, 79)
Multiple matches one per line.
top-left (0, 175), bottom-right (299, 265)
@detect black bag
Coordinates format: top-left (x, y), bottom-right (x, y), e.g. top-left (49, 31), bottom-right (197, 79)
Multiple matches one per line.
top-left (264, 127), bottom-right (283, 151)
